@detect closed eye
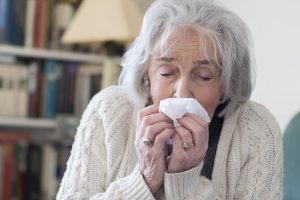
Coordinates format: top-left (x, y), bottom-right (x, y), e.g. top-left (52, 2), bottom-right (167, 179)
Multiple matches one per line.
top-left (157, 64), bottom-right (178, 78)
top-left (160, 73), bottom-right (172, 77)
top-left (198, 76), bottom-right (211, 80)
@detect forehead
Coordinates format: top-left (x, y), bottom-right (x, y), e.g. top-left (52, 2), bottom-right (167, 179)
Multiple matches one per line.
top-left (153, 28), bottom-right (215, 59)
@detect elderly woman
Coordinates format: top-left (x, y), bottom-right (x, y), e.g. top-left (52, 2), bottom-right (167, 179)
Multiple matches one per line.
top-left (57, 0), bottom-right (283, 199)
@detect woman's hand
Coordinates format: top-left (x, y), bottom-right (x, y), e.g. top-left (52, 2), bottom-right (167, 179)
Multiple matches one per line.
top-left (167, 113), bottom-right (209, 173)
top-left (135, 105), bottom-right (175, 194)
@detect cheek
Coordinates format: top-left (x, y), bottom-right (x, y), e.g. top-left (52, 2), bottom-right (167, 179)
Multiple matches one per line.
top-left (149, 80), bottom-right (169, 105)
top-left (205, 97), bottom-right (220, 119)
top-left (196, 85), bottom-right (221, 118)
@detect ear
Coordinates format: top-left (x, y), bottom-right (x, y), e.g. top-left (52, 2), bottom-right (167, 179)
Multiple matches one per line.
top-left (143, 74), bottom-right (149, 85)
top-left (143, 75), bottom-right (151, 93)
top-left (143, 75), bottom-right (153, 106)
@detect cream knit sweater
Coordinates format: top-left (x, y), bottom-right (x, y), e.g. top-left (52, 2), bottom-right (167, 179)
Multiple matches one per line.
top-left (56, 86), bottom-right (283, 200)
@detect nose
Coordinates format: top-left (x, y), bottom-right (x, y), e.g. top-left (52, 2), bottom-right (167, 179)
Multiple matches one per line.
top-left (173, 77), bottom-right (193, 98)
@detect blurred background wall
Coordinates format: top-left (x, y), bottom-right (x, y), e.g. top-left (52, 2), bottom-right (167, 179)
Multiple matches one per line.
top-left (221, 0), bottom-right (300, 131)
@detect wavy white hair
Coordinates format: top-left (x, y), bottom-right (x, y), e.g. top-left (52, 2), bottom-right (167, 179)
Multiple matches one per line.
top-left (119, 0), bottom-right (255, 117)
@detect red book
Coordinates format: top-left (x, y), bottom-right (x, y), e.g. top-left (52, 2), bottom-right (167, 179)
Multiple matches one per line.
top-left (33, 0), bottom-right (43, 48)
top-left (2, 143), bottom-right (13, 200)
top-left (0, 133), bottom-right (30, 200)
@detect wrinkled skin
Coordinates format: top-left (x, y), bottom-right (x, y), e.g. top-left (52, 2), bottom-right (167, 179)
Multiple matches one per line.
top-left (135, 29), bottom-right (222, 194)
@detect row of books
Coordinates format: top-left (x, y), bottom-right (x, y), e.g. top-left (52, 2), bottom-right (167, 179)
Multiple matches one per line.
top-left (0, 133), bottom-right (72, 200)
top-left (0, 0), bottom-right (79, 49)
top-left (0, 61), bottom-right (103, 118)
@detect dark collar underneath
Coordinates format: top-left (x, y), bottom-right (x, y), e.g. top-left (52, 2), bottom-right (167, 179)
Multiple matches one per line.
top-left (200, 102), bottom-right (226, 179)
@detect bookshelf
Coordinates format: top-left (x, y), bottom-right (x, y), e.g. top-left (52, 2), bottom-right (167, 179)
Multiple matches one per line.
top-left (0, 44), bottom-right (103, 64)
top-left (0, 44), bottom-right (104, 120)
top-left (0, 117), bottom-right (57, 129)
top-left (0, 0), bottom-right (107, 198)
top-left (0, 43), bottom-right (98, 199)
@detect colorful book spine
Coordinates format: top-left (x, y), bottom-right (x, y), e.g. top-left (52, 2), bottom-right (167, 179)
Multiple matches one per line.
top-left (0, 0), bottom-right (9, 43)
top-left (0, 133), bottom-right (30, 200)
top-left (27, 61), bottom-right (40, 118)
top-left (26, 143), bottom-right (42, 200)
top-left (33, 0), bottom-right (42, 48)
top-left (2, 0), bottom-right (26, 46)
top-left (25, 0), bottom-right (36, 48)
top-left (43, 60), bottom-right (59, 118)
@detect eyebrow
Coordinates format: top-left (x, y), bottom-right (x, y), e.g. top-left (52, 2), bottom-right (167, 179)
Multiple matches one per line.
top-left (194, 59), bottom-right (217, 66)
top-left (156, 56), bottom-right (176, 62)
top-left (155, 57), bottom-right (220, 70)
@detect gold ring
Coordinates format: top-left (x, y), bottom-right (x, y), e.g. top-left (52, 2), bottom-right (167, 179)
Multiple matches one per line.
top-left (183, 142), bottom-right (194, 151)
top-left (142, 138), bottom-right (153, 146)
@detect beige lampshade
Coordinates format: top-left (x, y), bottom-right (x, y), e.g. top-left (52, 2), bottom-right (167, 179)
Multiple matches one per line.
top-left (62, 0), bottom-right (143, 44)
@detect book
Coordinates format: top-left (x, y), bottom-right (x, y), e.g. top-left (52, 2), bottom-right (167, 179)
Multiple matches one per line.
top-left (46, 0), bottom-right (57, 49)
top-left (0, 144), bottom-right (4, 200)
top-left (2, 0), bottom-right (26, 46)
top-left (16, 66), bottom-right (29, 118)
top-left (11, 0), bottom-right (27, 46)
top-left (74, 64), bottom-right (102, 116)
top-left (37, 64), bottom-right (46, 118)
top-left (33, 0), bottom-right (43, 48)
top-left (43, 60), bottom-right (60, 118)
top-left (26, 143), bottom-right (42, 200)
top-left (0, 0), bottom-right (9, 43)
top-left (1, 142), bottom-right (13, 200)
top-left (24, 0), bottom-right (36, 48)
top-left (0, 133), bottom-right (30, 200)
top-left (66, 62), bottom-right (77, 114)
top-left (54, 62), bottom-right (64, 114)
top-left (0, 64), bottom-right (15, 117)
top-left (0, 64), bottom-right (29, 118)
top-left (0, 66), bottom-right (5, 116)
top-left (55, 62), bottom-right (78, 114)
top-left (10, 65), bottom-right (19, 117)
top-left (16, 141), bottom-right (28, 200)
top-left (39, 0), bottom-right (50, 49)
top-left (41, 144), bottom-right (57, 200)
top-left (27, 61), bottom-right (40, 118)
top-left (11, 141), bottom-right (28, 200)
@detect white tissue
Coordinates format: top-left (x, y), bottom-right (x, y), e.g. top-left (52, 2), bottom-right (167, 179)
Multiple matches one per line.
top-left (159, 98), bottom-right (211, 126)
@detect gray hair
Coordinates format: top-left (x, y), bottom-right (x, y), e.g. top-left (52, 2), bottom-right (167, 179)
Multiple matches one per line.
top-left (119, 0), bottom-right (255, 117)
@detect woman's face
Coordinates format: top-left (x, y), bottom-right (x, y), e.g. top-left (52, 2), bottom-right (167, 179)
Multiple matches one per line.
top-left (147, 30), bottom-right (221, 118)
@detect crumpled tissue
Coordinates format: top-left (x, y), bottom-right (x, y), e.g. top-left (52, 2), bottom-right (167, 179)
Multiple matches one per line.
top-left (159, 98), bottom-right (211, 127)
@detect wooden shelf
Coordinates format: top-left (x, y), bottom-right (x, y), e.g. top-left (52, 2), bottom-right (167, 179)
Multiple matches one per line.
top-left (0, 117), bottom-right (57, 129)
top-left (0, 44), bottom-right (103, 64)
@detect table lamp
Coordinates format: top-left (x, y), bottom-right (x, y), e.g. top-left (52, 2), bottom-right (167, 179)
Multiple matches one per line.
top-left (61, 0), bottom-right (143, 88)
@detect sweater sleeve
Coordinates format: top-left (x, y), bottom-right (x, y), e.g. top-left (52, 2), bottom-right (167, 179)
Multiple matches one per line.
top-left (164, 164), bottom-right (222, 200)
top-left (163, 102), bottom-right (283, 200)
top-left (56, 86), bottom-right (155, 200)
top-left (234, 103), bottom-right (283, 200)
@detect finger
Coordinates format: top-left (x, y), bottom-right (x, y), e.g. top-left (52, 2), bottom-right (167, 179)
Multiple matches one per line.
top-left (171, 133), bottom-right (184, 154)
top-left (138, 104), bottom-right (159, 117)
top-left (144, 121), bottom-right (174, 142)
top-left (137, 112), bottom-right (173, 142)
top-left (185, 113), bottom-right (209, 126)
top-left (153, 128), bottom-right (175, 151)
top-left (174, 125), bottom-right (193, 148)
top-left (137, 104), bottom-right (160, 126)
top-left (137, 110), bottom-right (173, 142)
top-left (140, 113), bottom-right (173, 129)
top-left (178, 115), bottom-right (208, 147)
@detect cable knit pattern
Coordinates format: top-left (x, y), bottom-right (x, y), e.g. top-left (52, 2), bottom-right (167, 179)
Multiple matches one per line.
top-left (56, 86), bottom-right (282, 200)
